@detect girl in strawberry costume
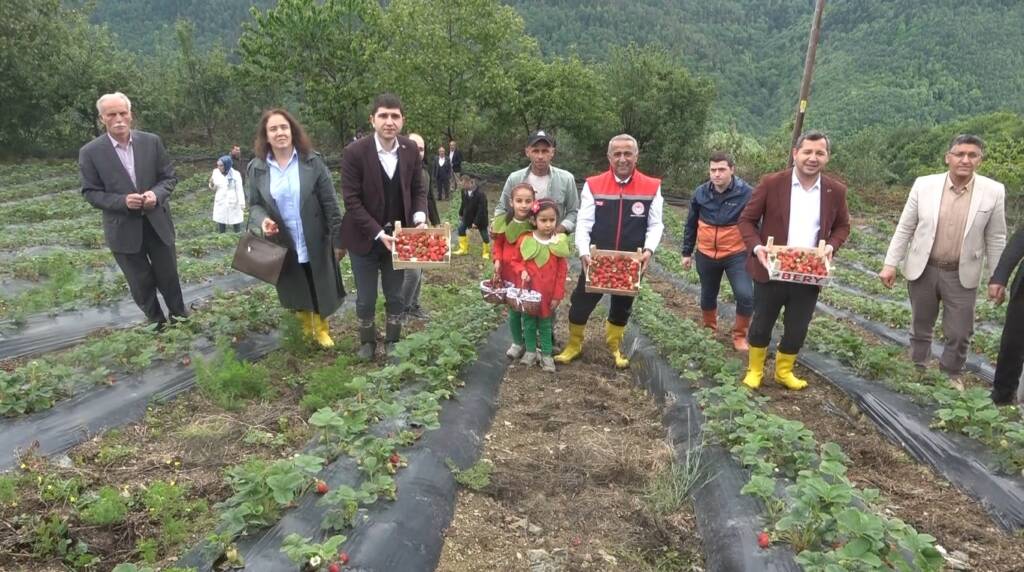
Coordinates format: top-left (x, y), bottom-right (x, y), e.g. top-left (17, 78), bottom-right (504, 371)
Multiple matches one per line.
top-left (491, 183), bottom-right (536, 359)
top-left (511, 199), bottom-right (570, 372)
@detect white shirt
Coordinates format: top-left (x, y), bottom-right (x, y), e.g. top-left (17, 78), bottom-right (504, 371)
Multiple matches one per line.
top-left (575, 172), bottom-right (665, 256)
top-left (787, 170), bottom-right (822, 248)
top-left (526, 171), bottom-right (551, 199)
top-left (107, 132), bottom-right (137, 188)
top-left (375, 133), bottom-right (399, 179)
top-left (372, 133), bottom-right (426, 240)
top-left (437, 157), bottom-right (446, 167)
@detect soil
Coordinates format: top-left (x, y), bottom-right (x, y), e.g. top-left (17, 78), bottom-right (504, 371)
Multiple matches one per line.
top-left (646, 273), bottom-right (1024, 572)
top-left (437, 314), bottom-right (704, 571)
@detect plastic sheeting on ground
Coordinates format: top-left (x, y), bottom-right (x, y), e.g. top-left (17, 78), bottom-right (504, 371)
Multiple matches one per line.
top-left (626, 328), bottom-right (801, 571)
top-left (799, 349), bottom-right (1024, 532)
top-left (0, 272), bottom-right (257, 361)
top-left (178, 325), bottom-right (512, 572)
top-left (647, 263), bottom-right (1024, 532)
top-left (0, 332), bottom-right (278, 471)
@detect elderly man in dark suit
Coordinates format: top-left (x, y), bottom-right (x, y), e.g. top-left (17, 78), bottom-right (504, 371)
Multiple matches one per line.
top-left (340, 93), bottom-right (428, 359)
top-left (737, 130), bottom-right (851, 391)
top-left (79, 91), bottom-right (185, 326)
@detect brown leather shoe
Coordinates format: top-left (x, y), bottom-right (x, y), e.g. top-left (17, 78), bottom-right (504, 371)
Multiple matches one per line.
top-left (732, 314), bottom-right (751, 352)
top-left (701, 309), bottom-right (718, 331)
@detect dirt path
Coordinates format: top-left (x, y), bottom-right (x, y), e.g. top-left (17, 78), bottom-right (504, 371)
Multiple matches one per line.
top-left (437, 315), bottom-right (704, 571)
top-left (647, 273), bottom-right (1024, 572)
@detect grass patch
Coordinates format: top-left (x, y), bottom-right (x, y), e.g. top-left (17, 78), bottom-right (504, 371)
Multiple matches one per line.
top-left (195, 341), bottom-right (272, 411)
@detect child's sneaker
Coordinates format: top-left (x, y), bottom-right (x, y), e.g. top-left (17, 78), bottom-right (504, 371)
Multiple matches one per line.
top-left (520, 352), bottom-right (537, 367)
top-left (540, 355), bottom-right (556, 372)
top-left (506, 344), bottom-right (524, 359)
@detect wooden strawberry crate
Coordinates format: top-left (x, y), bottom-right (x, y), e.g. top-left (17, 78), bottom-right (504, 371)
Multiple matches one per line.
top-left (765, 237), bottom-right (833, 287)
top-left (584, 246), bottom-right (644, 297)
top-left (392, 221), bottom-right (451, 269)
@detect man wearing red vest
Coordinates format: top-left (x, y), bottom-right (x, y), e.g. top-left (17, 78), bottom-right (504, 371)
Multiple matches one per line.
top-left (555, 134), bottom-right (664, 368)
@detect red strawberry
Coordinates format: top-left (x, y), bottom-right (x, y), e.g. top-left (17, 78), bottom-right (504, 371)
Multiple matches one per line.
top-left (757, 531), bottom-right (770, 549)
top-left (328, 563), bottom-right (341, 572)
top-left (315, 480), bottom-right (329, 495)
top-left (339, 551), bottom-right (349, 565)
top-left (389, 452), bottom-right (401, 466)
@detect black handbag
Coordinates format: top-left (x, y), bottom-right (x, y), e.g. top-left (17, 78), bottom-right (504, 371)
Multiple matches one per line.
top-left (232, 230), bottom-right (287, 285)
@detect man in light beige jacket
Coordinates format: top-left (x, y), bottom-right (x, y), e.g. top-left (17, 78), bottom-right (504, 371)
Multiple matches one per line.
top-left (879, 134), bottom-right (1007, 375)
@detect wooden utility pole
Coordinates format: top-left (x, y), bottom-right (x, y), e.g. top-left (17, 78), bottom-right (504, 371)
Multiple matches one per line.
top-left (788, 0), bottom-right (826, 167)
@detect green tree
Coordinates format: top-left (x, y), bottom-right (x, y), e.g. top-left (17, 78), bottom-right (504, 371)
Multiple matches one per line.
top-left (0, 0), bottom-right (138, 154)
top-left (602, 44), bottom-right (715, 176)
top-left (238, 0), bottom-right (383, 142)
top-left (381, 0), bottom-right (537, 141)
top-left (174, 20), bottom-right (234, 144)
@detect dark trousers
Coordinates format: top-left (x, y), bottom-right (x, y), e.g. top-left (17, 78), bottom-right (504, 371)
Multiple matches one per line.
top-left (217, 223), bottom-right (241, 233)
top-left (695, 250), bottom-right (754, 316)
top-left (567, 273), bottom-right (635, 327)
top-left (350, 241), bottom-right (406, 321)
top-left (437, 178), bottom-right (451, 199)
top-left (457, 222), bottom-right (490, 243)
top-left (112, 217), bottom-right (186, 323)
top-left (993, 286), bottom-right (1024, 400)
top-left (748, 281), bottom-right (820, 354)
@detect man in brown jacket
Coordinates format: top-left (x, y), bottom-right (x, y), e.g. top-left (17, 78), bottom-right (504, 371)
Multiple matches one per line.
top-left (339, 93), bottom-right (428, 359)
top-left (737, 131), bottom-right (851, 390)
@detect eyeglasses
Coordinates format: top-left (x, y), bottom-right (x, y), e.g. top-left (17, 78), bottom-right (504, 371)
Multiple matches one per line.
top-left (948, 152), bottom-right (982, 160)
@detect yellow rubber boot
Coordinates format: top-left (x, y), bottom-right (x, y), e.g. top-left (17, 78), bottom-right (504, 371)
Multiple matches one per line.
top-left (554, 323), bottom-right (585, 364)
top-left (296, 311), bottom-right (315, 339)
top-left (312, 314), bottom-right (335, 348)
top-left (774, 352), bottom-right (807, 390)
top-left (481, 242), bottom-right (491, 260)
top-left (741, 346), bottom-right (768, 389)
top-left (605, 321), bottom-right (630, 369)
top-left (454, 235), bottom-right (470, 256)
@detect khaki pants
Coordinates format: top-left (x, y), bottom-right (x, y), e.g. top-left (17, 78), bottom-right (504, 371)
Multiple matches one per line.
top-left (907, 263), bottom-right (976, 374)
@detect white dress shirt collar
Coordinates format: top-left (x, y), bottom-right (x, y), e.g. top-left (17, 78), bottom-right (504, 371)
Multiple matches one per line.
top-left (375, 133), bottom-right (399, 179)
top-left (107, 131), bottom-right (132, 149)
top-left (791, 169), bottom-right (821, 193)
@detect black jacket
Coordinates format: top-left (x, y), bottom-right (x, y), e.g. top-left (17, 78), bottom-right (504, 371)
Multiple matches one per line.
top-left (992, 226), bottom-right (1024, 298)
top-left (450, 148), bottom-right (463, 173)
top-left (459, 185), bottom-right (489, 229)
top-left (433, 157), bottom-right (453, 183)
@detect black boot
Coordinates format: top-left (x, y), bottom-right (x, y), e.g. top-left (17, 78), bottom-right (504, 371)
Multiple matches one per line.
top-left (384, 315), bottom-right (402, 356)
top-left (357, 321), bottom-right (376, 361)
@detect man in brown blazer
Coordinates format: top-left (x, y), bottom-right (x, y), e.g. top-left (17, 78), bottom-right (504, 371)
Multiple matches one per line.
top-left (339, 93), bottom-right (428, 360)
top-left (737, 131), bottom-right (851, 390)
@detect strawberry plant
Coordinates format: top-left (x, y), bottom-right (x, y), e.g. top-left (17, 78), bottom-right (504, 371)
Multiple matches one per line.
top-left (280, 533), bottom-right (347, 571)
top-left (633, 286), bottom-right (943, 570)
top-left (78, 485), bottom-right (129, 525)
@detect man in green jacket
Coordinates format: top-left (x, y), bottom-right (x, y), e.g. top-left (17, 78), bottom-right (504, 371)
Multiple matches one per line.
top-left (494, 130), bottom-right (579, 235)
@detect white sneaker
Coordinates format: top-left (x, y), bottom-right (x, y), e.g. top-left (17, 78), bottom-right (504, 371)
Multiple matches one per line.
top-left (506, 344), bottom-right (525, 359)
top-left (540, 355), bottom-right (556, 372)
top-left (520, 352), bottom-right (538, 366)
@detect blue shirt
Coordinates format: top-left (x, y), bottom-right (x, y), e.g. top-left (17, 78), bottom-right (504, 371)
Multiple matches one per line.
top-left (268, 149), bottom-right (308, 263)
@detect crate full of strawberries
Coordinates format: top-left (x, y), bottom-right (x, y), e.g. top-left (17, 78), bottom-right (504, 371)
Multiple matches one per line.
top-left (584, 246), bottom-right (643, 297)
top-left (392, 221), bottom-right (451, 269)
top-left (765, 237), bottom-right (832, 286)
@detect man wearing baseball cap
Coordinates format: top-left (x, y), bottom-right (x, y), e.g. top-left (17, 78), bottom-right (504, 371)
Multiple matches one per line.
top-left (494, 130), bottom-right (579, 235)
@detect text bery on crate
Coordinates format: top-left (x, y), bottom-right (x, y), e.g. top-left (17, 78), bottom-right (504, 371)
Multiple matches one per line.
top-left (765, 236), bottom-right (832, 287)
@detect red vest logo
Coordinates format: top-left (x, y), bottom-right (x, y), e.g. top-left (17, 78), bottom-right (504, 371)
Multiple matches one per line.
top-left (631, 201), bottom-right (646, 216)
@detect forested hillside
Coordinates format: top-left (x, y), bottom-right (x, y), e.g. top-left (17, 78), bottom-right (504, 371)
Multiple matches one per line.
top-left (504, 0), bottom-right (1024, 136)
top-left (85, 0), bottom-right (276, 53)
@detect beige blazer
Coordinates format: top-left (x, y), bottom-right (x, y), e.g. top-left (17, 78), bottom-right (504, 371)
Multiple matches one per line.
top-left (883, 172), bottom-right (1007, 289)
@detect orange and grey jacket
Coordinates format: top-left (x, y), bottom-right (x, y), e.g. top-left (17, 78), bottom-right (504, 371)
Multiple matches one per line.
top-left (681, 176), bottom-right (753, 259)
